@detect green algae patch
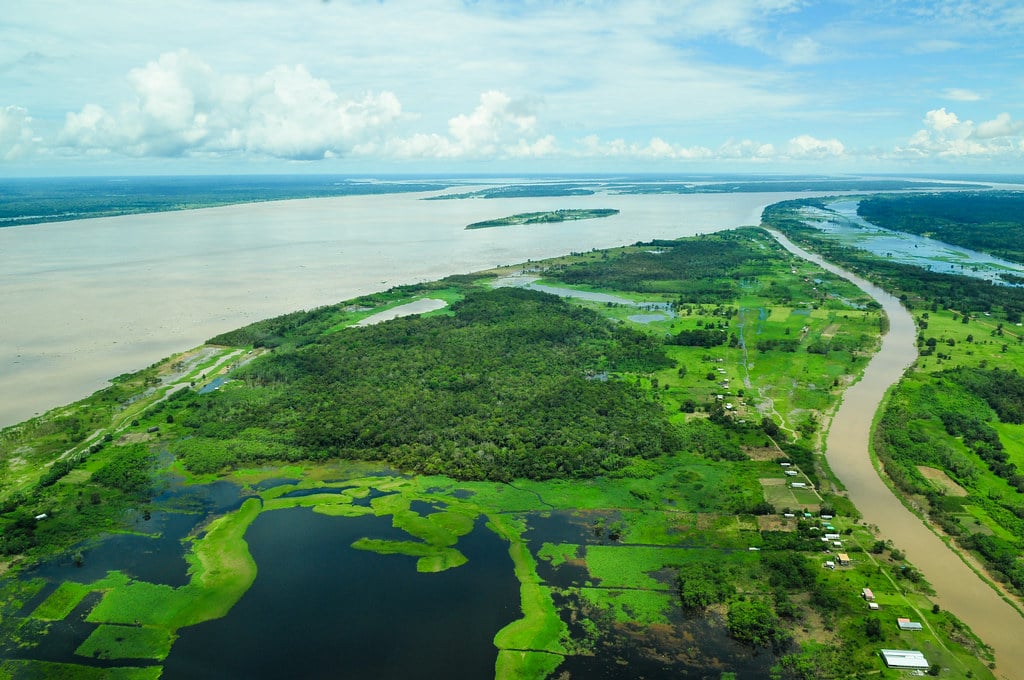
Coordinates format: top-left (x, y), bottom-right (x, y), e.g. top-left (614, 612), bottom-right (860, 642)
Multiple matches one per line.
top-left (350, 538), bottom-right (468, 573)
top-left (31, 582), bottom-right (91, 620)
top-left (263, 492), bottom-right (354, 511)
top-left (87, 498), bottom-right (260, 632)
top-left (584, 545), bottom-right (689, 590)
top-left (87, 578), bottom-right (180, 627)
top-left (173, 497), bottom-right (260, 627)
top-left (0, 660), bottom-right (162, 679)
top-left (312, 503), bottom-right (373, 517)
top-left (537, 543), bottom-right (581, 568)
top-left (489, 514), bottom-right (567, 657)
top-left (427, 509), bottom-right (476, 537)
top-left (577, 587), bottom-right (674, 626)
top-left (75, 624), bottom-right (173, 661)
top-left (495, 649), bottom-right (565, 680)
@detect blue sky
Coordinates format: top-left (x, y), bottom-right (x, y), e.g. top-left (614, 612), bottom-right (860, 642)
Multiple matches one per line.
top-left (1, 0), bottom-right (1022, 175)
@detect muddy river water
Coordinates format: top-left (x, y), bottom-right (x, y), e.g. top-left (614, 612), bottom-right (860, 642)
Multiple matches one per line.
top-left (771, 230), bottom-right (1024, 679)
top-left (1, 187), bottom-right (864, 428)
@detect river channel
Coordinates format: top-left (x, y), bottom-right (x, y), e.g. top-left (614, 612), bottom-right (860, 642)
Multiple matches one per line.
top-left (769, 230), bottom-right (1024, 679)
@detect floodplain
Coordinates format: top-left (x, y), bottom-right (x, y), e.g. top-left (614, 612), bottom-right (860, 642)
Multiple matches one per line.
top-left (0, 224), bottom-right (999, 678)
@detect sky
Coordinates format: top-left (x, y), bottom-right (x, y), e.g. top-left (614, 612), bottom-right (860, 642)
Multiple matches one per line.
top-left (1, 0), bottom-right (1023, 176)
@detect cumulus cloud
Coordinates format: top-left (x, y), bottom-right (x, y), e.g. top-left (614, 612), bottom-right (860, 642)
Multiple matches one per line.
top-left (576, 135), bottom-right (714, 160)
top-left (380, 91), bottom-right (557, 160)
top-left (58, 50), bottom-right (404, 160)
top-left (901, 108), bottom-right (1024, 158)
top-left (0, 105), bottom-right (35, 160)
top-left (786, 134), bottom-right (844, 159)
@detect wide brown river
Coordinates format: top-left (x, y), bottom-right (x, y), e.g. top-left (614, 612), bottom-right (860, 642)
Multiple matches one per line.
top-left (1, 187), bottom-right (860, 428)
top-left (772, 230), bottom-right (1024, 680)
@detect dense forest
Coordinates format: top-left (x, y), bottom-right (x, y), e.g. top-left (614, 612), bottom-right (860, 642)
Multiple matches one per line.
top-left (168, 288), bottom-right (679, 480)
top-left (557, 232), bottom-right (763, 301)
top-left (858, 192), bottom-right (1024, 265)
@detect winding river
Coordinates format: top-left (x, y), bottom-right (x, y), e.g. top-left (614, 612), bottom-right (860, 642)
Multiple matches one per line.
top-left (770, 230), bottom-right (1024, 679)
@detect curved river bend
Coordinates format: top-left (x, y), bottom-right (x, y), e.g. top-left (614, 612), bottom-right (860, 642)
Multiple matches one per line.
top-left (770, 230), bottom-right (1024, 679)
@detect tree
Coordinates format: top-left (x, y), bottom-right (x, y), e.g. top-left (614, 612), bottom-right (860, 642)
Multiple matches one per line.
top-left (864, 616), bottom-right (882, 641)
top-left (727, 598), bottom-right (788, 649)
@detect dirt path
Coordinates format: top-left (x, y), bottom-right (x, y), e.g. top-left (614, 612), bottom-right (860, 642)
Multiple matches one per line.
top-left (769, 229), bottom-right (1024, 679)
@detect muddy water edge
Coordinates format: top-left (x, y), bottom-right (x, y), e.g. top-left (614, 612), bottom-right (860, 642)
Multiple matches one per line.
top-left (769, 229), bottom-right (1024, 679)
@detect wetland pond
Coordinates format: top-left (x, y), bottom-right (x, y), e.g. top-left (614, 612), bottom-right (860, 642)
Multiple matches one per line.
top-left (162, 508), bottom-right (521, 679)
top-left (800, 199), bottom-right (1024, 285)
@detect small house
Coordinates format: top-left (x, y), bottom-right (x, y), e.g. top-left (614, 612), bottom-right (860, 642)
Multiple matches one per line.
top-left (780, 462), bottom-right (791, 467)
top-left (824, 533), bottom-right (840, 540)
top-left (897, 618), bottom-right (923, 631)
top-left (880, 649), bottom-right (929, 670)
top-left (868, 602), bottom-right (880, 610)
top-left (784, 470), bottom-right (798, 477)
top-left (790, 482), bottom-right (807, 488)
top-left (862, 588), bottom-right (875, 601)
top-left (783, 512), bottom-right (796, 518)
top-left (34, 513), bottom-right (48, 521)
top-left (832, 540), bottom-right (843, 548)
top-left (821, 514), bottom-right (834, 519)
top-left (823, 560), bottom-right (835, 569)
top-left (836, 553), bottom-right (850, 566)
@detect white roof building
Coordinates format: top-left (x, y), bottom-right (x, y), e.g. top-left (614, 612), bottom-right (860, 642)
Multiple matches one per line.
top-left (880, 649), bottom-right (929, 670)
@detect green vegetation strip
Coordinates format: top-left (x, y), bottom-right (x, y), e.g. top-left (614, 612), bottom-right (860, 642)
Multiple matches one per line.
top-left (466, 208), bottom-right (619, 230)
top-left (75, 624), bottom-right (174, 661)
top-left (31, 581), bottom-right (91, 620)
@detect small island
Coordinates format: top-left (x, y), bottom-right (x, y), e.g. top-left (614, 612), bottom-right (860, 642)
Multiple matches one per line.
top-left (465, 208), bottom-right (619, 230)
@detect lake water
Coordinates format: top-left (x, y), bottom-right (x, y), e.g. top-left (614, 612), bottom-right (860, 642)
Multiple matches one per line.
top-left (2, 187), bottom-right (854, 427)
top-left (161, 509), bottom-right (520, 679)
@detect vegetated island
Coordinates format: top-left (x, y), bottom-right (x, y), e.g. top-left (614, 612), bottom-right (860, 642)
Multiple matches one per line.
top-left (465, 208), bottom-right (619, 230)
top-left (0, 226), bottom-right (996, 679)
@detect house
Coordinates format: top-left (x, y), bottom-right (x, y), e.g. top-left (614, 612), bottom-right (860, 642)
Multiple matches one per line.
top-left (862, 588), bottom-right (875, 601)
top-left (823, 560), bottom-right (835, 569)
top-left (880, 649), bottom-right (929, 670)
top-left (783, 512), bottom-right (796, 518)
top-left (836, 553), bottom-right (850, 566)
top-left (868, 602), bottom-right (880, 610)
top-left (897, 618), bottom-right (923, 631)
top-left (785, 470), bottom-right (799, 476)
top-left (821, 514), bottom-right (834, 519)
top-left (34, 513), bottom-right (48, 521)
top-left (790, 482), bottom-right (807, 488)
top-left (824, 533), bottom-right (841, 540)
top-left (780, 462), bottom-right (792, 467)
top-left (832, 541), bottom-right (843, 548)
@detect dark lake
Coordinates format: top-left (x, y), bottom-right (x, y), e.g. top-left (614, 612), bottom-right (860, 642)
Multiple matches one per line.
top-left (161, 508), bottom-right (520, 679)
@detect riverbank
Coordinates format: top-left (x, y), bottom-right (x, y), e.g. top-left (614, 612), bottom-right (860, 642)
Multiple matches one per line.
top-left (770, 229), bottom-right (1024, 679)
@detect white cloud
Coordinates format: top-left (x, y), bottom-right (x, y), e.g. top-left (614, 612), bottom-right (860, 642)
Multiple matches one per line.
top-left (944, 88), bottom-right (981, 102)
top-left (0, 105), bottom-right (35, 160)
top-left (786, 134), bottom-right (844, 158)
top-left (377, 91), bottom-right (556, 160)
top-left (900, 108), bottom-right (1024, 158)
top-left (975, 112), bottom-right (1024, 139)
top-left (58, 50), bottom-right (404, 160)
